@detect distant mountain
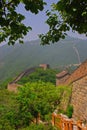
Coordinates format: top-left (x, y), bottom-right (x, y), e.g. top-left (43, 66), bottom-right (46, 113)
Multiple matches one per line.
top-left (0, 36), bottom-right (87, 84)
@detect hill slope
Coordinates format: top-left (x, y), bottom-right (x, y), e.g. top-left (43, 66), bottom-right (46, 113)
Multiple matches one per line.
top-left (0, 36), bottom-right (87, 84)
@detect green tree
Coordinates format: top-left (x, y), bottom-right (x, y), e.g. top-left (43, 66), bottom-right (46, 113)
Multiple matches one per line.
top-left (17, 81), bottom-right (59, 125)
top-left (0, 89), bottom-right (19, 130)
top-left (17, 81), bottom-right (71, 127)
top-left (40, 0), bottom-right (87, 44)
top-left (18, 68), bottom-right (59, 85)
top-left (0, 0), bottom-right (45, 45)
top-left (0, 82), bottom-right (71, 129)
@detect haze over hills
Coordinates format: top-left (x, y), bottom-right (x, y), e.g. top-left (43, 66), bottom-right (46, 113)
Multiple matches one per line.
top-left (0, 36), bottom-right (87, 84)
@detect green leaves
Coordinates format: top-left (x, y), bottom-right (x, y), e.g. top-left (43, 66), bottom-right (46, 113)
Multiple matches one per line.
top-left (17, 81), bottom-right (72, 124)
top-left (40, 0), bottom-right (87, 45)
top-left (23, 0), bottom-right (46, 14)
top-left (17, 81), bottom-right (58, 122)
top-left (0, 9), bottom-right (31, 45)
top-left (0, 82), bottom-right (72, 129)
top-left (0, 89), bottom-right (19, 130)
top-left (20, 124), bottom-right (55, 130)
top-left (0, 0), bottom-right (45, 45)
top-left (18, 68), bottom-right (58, 85)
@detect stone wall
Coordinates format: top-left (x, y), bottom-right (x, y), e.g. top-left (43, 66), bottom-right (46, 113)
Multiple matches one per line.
top-left (56, 75), bottom-right (70, 86)
top-left (7, 83), bottom-right (21, 92)
top-left (39, 64), bottom-right (49, 70)
top-left (71, 75), bottom-right (87, 123)
top-left (65, 60), bottom-right (87, 85)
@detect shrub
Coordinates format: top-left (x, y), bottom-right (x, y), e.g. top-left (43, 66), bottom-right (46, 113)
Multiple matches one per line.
top-left (18, 68), bottom-right (59, 85)
top-left (19, 124), bottom-right (55, 130)
top-left (66, 105), bottom-right (73, 118)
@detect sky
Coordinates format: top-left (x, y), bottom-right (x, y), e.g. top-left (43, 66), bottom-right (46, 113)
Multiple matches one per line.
top-left (16, 0), bottom-right (87, 42)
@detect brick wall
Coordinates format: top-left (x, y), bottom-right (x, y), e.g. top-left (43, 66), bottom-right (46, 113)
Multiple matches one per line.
top-left (71, 75), bottom-right (87, 123)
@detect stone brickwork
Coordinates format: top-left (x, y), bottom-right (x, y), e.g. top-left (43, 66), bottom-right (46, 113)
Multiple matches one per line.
top-left (7, 67), bottom-right (37, 92)
top-left (65, 60), bottom-right (87, 85)
top-left (39, 64), bottom-right (50, 70)
top-left (56, 71), bottom-right (70, 86)
top-left (7, 83), bottom-right (21, 92)
top-left (56, 74), bottom-right (70, 86)
top-left (71, 75), bottom-right (87, 123)
top-left (56, 60), bottom-right (87, 123)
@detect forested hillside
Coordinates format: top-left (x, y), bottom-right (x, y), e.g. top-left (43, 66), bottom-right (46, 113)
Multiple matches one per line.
top-left (0, 36), bottom-right (87, 84)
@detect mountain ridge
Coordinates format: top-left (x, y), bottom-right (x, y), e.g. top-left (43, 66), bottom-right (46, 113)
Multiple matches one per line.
top-left (0, 36), bottom-right (87, 84)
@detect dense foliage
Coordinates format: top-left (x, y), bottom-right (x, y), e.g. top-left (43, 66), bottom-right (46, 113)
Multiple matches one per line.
top-left (0, 81), bottom-right (71, 130)
top-left (66, 105), bottom-right (73, 118)
top-left (0, 89), bottom-right (18, 130)
top-left (18, 68), bottom-right (59, 85)
top-left (18, 124), bottom-right (55, 130)
top-left (17, 81), bottom-right (60, 124)
top-left (40, 0), bottom-right (87, 44)
top-left (0, 0), bottom-right (45, 45)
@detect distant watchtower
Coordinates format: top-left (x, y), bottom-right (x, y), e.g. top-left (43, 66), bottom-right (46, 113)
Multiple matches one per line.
top-left (39, 64), bottom-right (50, 70)
top-left (56, 70), bottom-right (70, 86)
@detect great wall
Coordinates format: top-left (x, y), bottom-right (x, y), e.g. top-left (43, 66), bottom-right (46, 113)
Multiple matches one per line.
top-left (8, 67), bottom-right (38, 92)
top-left (7, 61), bottom-right (87, 127)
